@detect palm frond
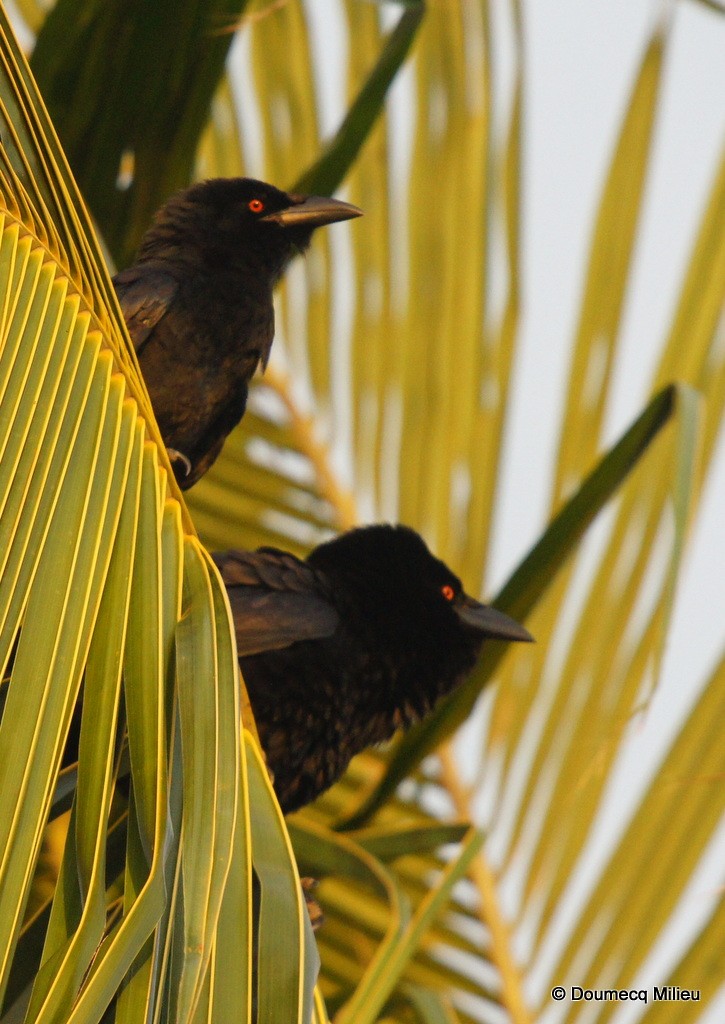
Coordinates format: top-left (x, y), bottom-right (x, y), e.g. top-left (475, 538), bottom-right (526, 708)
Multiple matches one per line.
top-left (0, 10), bottom-right (312, 1023)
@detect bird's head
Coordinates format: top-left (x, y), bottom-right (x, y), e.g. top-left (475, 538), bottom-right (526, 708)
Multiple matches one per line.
top-left (136, 177), bottom-right (361, 278)
top-left (307, 524), bottom-right (532, 716)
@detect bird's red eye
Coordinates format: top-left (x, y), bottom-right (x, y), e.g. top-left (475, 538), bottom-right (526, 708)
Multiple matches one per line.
top-left (441, 585), bottom-right (455, 601)
top-left (248, 199), bottom-right (265, 213)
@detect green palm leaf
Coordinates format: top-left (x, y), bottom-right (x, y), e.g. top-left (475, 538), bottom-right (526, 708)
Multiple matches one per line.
top-left (0, 9), bottom-right (312, 1024)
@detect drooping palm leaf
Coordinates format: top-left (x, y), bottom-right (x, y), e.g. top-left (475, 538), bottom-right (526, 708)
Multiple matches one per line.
top-left (0, 9), bottom-right (316, 1024)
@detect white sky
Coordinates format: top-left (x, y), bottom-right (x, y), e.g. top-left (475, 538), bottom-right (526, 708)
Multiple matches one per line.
top-left (488, 0), bottom-right (725, 768)
top-left (490, 1), bottom-right (725, 1018)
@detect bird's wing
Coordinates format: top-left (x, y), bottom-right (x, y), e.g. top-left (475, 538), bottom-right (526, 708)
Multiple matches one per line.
top-left (213, 549), bottom-right (339, 657)
top-left (113, 264), bottom-right (179, 353)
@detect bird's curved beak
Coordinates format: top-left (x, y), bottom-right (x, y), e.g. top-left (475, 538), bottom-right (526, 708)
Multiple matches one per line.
top-left (261, 194), bottom-right (363, 229)
top-left (455, 594), bottom-right (533, 643)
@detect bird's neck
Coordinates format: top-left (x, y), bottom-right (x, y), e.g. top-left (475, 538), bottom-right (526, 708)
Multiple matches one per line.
top-left (136, 230), bottom-right (292, 286)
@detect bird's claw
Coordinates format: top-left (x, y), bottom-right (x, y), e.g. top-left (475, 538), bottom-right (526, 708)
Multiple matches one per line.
top-left (300, 877), bottom-right (324, 931)
top-left (167, 448), bottom-right (192, 478)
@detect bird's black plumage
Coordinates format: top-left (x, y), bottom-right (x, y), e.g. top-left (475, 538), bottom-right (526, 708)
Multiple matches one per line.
top-left (113, 177), bottom-right (361, 487)
top-left (214, 525), bottom-right (532, 813)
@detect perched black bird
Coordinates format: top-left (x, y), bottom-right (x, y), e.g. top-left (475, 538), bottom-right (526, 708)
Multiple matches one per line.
top-left (214, 525), bottom-right (532, 813)
top-left (114, 178), bottom-right (361, 487)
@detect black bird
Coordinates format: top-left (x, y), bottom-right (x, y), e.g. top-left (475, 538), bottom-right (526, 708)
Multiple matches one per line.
top-left (214, 525), bottom-right (532, 813)
top-left (114, 177), bottom-right (361, 487)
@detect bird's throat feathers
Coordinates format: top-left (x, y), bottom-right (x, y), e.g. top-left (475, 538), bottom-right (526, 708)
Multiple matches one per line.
top-left (136, 215), bottom-right (295, 284)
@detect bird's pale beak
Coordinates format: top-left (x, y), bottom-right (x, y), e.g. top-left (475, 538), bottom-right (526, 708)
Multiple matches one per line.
top-left (261, 194), bottom-right (363, 229)
top-left (455, 594), bottom-right (533, 643)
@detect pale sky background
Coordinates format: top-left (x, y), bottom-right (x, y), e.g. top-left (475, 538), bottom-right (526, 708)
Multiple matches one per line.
top-left (492, 1), bottom-right (725, 1019)
top-left (498, 0), bottom-right (724, 708)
